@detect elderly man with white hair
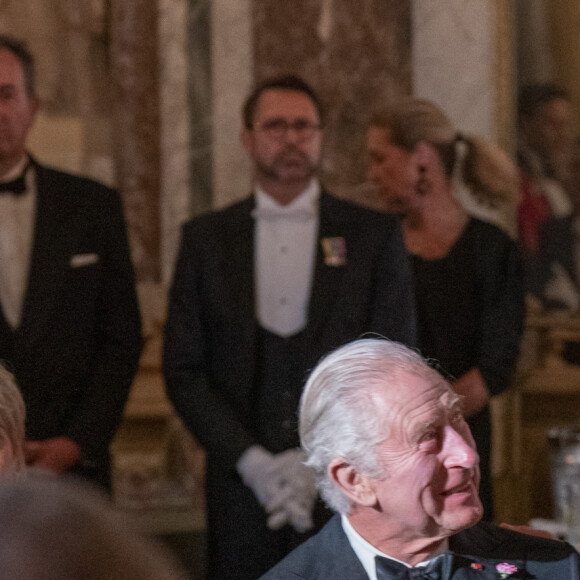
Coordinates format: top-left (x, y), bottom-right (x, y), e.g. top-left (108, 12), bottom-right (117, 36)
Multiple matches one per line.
top-left (261, 338), bottom-right (579, 579)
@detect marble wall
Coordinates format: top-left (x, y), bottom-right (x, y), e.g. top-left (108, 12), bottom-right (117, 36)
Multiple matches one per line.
top-left (111, 1), bottom-right (161, 282)
top-left (413, 0), bottom-right (507, 143)
top-left (412, 0), bottom-right (516, 233)
top-left (211, 0), bottom-right (254, 210)
top-left (1, 1), bottom-right (113, 177)
top-left (252, 0), bottom-right (412, 208)
top-left (159, 0), bottom-right (194, 285)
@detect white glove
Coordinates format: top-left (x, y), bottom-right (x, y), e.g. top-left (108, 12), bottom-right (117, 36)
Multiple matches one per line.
top-left (237, 446), bottom-right (318, 533)
top-left (265, 448), bottom-right (318, 533)
top-left (236, 445), bottom-right (287, 512)
top-left (544, 263), bottom-right (580, 312)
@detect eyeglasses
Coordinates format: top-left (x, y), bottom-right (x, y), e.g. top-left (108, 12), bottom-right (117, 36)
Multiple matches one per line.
top-left (253, 118), bottom-right (321, 141)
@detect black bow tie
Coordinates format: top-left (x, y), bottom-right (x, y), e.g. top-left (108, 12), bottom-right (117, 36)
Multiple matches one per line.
top-left (376, 553), bottom-right (452, 580)
top-left (0, 172), bottom-right (26, 195)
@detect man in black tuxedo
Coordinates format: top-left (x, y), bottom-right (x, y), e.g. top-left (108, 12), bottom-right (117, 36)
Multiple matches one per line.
top-left (261, 338), bottom-right (579, 580)
top-left (163, 76), bottom-right (416, 579)
top-left (0, 36), bottom-right (142, 488)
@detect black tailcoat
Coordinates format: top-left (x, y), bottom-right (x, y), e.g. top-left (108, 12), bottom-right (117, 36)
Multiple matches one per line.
top-left (164, 191), bottom-right (417, 578)
top-left (0, 160), bottom-right (143, 485)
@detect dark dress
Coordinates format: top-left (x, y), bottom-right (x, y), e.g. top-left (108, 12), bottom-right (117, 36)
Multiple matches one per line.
top-left (412, 218), bottom-right (524, 520)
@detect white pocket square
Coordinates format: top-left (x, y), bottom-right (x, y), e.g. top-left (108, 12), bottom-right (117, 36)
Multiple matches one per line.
top-left (70, 253), bottom-right (100, 268)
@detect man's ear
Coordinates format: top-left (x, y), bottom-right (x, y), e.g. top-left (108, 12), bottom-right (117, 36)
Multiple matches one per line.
top-left (241, 127), bottom-right (253, 155)
top-left (328, 458), bottom-right (377, 507)
top-left (25, 95), bottom-right (40, 132)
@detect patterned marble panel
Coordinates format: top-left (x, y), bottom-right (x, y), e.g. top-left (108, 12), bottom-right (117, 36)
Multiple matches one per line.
top-left (159, 0), bottom-right (193, 284)
top-left (413, 1), bottom-right (518, 233)
top-left (412, 0), bottom-right (496, 141)
top-left (252, 0), bottom-right (412, 207)
top-left (188, 0), bottom-right (213, 216)
top-left (111, 1), bottom-right (161, 282)
top-left (211, 0), bottom-right (253, 209)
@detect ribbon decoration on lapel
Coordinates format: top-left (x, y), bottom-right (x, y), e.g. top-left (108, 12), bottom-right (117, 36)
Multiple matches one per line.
top-left (321, 236), bottom-right (346, 266)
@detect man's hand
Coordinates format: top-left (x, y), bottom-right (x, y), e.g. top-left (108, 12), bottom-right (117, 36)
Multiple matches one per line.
top-left (265, 448), bottom-right (318, 533)
top-left (237, 446), bottom-right (288, 511)
top-left (25, 437), bottom-right (81, 474)
top-left (237, 446), bottom-right (318, 533)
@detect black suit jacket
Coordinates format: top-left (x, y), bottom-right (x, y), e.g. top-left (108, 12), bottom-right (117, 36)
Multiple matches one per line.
top-left (163, 192), bottom-right (416, 468)
top-left (260, 515), bottom-right (580, 579)
top-left (0, 160), bottom-right (143, 480)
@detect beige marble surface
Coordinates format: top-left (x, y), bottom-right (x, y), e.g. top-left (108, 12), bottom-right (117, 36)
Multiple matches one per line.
top-left (412, 0), bottom-right (516, 232)
top-left (412, 0), bottom-right (497, 141)
top-left (211, 0), bottom-right (253, 209)
top-left (159, 0), bottom-right (192, 285)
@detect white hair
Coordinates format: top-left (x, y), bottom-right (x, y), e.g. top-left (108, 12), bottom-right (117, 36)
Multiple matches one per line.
top-left (299, 338), bottom-right (435, 514)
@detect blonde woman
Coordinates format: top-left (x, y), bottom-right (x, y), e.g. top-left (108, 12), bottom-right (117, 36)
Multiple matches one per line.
top-left (366, 99), bottom-right (525, 520)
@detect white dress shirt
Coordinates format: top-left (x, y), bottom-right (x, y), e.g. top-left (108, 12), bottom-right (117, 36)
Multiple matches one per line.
top-left (253, 179), bottom-right (320, 337)
top-left (341, 514), bottom-right (449, 580)
top-left (0, 157), bottom-right (36, 328)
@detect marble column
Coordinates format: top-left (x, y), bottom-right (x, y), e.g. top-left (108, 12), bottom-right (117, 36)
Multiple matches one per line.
top-left (211, 0), bottom-right (253, 209)
top-left (413, 0), bottom-right (498, 141)
top-left (159, 0), bottom-right (194, 285)
top-left (110, 0), bottom-right (161, 282)
top-left (412, 0), bottom-right (516, 234)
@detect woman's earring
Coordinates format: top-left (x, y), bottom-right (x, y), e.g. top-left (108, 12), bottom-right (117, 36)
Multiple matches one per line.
top-left (417, 166), bottom-right (429, 196)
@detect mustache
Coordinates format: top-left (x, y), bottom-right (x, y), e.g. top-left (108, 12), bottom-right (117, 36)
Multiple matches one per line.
top-left (275, 146), bottom-right (309, 159)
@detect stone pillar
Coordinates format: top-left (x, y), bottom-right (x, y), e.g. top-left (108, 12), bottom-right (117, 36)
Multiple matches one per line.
top-left (211, 0), bottom-right (253, 209)
top-left (159, 0), bottom-right (194, 285)
top-left (110, 0), bottom-right (161, 282)
top-left (413, 0), bottom-right (499, 142)
top-left (412, 0), bottom-right (516, 234)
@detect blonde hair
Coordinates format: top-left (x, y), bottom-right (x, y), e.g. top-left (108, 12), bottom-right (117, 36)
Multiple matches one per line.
top-left (369, 99), bottom-right (518, 207)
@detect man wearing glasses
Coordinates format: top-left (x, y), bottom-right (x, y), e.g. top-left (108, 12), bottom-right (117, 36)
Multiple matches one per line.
top-left (163, 75), bottom-right (416, 580)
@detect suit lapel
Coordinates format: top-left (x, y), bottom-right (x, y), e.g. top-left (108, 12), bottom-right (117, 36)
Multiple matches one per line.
top-left (17, 163), bottom-right (68, 343)
top-left (303, 192), bottom-right (347, 343)
top-left (447, 554), bottom-right (525, 579)
top-left (449, 526), bottom-right (525, 579)
top-left (319, 516), bottom-right (371, 579)
top-left (223, 196), bottom-right (256, 346)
